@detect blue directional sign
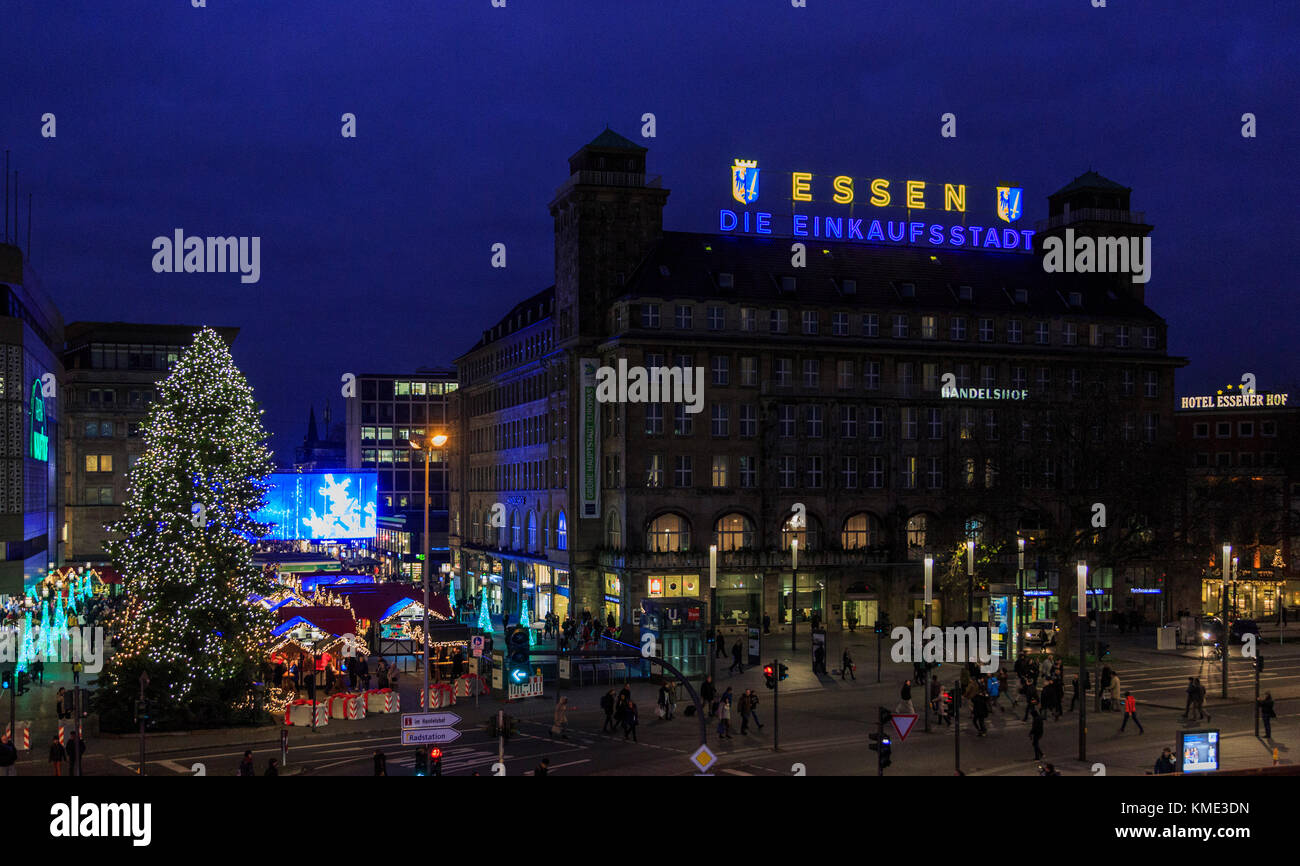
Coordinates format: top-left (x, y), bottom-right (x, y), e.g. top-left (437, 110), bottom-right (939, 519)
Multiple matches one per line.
top-left (510, 668), bottom-right (528, 684)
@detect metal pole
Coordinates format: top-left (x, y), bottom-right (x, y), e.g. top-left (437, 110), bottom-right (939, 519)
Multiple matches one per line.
top-left (1254, 660), bottom-right (1260, 737)
top-left (1221, 547), bottom-right (1231, 700)
top-left (876, 632), bottom-right (881, 683)
top-left (966, 540), bottom-right (975, 624)
top-left (772, 657), bottom-right (779, 752)
top-left (924, 556), bottom-right (933, 734)
top-left (497, 708), bottom-right (504, 766)
top-left (953, 677), bottom-right (961, 774)
top-left (709, 545), bottom-right (717, 684)
top-left (423, 448), bottom-right (431, 708)
top-left (791, 548), bottom-right (797, 655)
top-left (1078, 560), bottom-right (1088, 762)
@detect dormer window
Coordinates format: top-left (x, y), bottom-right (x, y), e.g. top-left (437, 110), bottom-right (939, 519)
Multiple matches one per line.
top-left (1015, 288), bottom-right (1028, 304)
top-left (958, 285), bottom-right (973, 301)
top-left (781, 276), bottom-right (797, 293)
top-left (1068, 292), bottom-right (1083, 307)
top-left (842, 279), bottom-right (857, 295)
top-left (899, 282), bottom-right (916, 298)
top-left (719, 272), bottom-right (734, 288)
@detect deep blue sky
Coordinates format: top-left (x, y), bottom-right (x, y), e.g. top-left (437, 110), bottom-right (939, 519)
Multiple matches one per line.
top-left (2, 0), bottom-right (1296, 461)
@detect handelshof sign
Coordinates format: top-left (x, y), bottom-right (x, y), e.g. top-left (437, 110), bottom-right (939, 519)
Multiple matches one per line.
top-left (720, 158), bottom-right (1034, 252)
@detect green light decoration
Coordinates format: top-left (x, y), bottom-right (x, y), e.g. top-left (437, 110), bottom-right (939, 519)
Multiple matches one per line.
top-left (447, 577), bottom-right (457, 612)
top-left (476, 586), bottom-right (492, 632)
top-left (16, 612), bottom-right (33, 672)
top-left (42, 600), bottom-right (55, 659)
top-left (521, 598), bottom-right (535, 647)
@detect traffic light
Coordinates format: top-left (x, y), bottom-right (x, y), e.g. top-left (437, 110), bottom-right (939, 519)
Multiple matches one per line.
top-left (414, 746), bottom-right (428, 776)
top-left (1255, 655), bottom-right (1265, 673)
top-left (1, 670), bottom-right (11, 691)
top-left (878, 706), bottom-right (893, 726)
top-left (763, 665), bottom-right (776, 689)
top-left (430, 748), bottom-right (443, 776)
top-left (506, 626), bottom-right (530, 687)
top-left (878, 738), bottom-right (892, 770)
top-left (778, 663), bottom-right (789, 681)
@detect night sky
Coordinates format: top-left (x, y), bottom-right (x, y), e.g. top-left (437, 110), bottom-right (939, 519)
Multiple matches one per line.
top-left (2, 1), bottom-right (1296, 462)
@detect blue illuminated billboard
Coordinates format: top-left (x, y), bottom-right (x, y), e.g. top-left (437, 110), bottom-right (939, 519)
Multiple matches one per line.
top-left (255, 472), bottom-right (378, 540)
top-left (1178, 729), bottom-right (1219, 773)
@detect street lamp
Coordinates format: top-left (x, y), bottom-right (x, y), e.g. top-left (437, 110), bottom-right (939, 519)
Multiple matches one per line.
top-left (1077, 560), bottom-right (1088, 761)
top-left (411, 431), bottom-right (449, 711)
top-left (790, 537), bottom-right (799, 654)
top-left (965, 539), bottom-right (975, 623)
top-left (709, 544), bottom-right (717, 681)
top-left (924, 555), bottom-right (933, 733)
top-left (1221, 542), bottom-right (1232, 699)
top-left (1017, 538), bottom-right (1026, 657)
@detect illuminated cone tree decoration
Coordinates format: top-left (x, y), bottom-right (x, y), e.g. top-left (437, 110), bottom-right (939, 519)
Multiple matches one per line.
top-left (95, 327), bottom-right (277, 729)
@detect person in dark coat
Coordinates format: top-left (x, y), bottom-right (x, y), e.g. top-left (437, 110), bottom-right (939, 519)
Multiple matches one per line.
top-left (238, 750), bottom-right (255, 776)
top-left (373, 750), bottom-right (387, 775)
top-left (49, 735), bottom-right (66, 777)
top-left (622, 702), bottom-right (639, 742)
top-left (729, 640), bottom-right (744, 674)
top-left (1259, 692), bottom-right (1276, 739)
top-left (600, 689), bottom-right (616, 732)
top-left (264, 758), bottom-right (279, 776)
top-left (1029, 707), bottom-right (1045, 760)
top-left (1153, 747), bottom-right (1177, 774)
top-left (700, 676), bottom-right (717, 717)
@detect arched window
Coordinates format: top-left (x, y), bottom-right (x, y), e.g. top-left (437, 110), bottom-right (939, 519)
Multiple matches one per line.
top-left (556, 511), bottom-right (567, 550)
top-left (781, 510), bottom-right (820, 551)
top-left (543, 511), bottom-right (551, 549)
top-left (527, 511), bottom-right (538, 551)
top-left (841, 513), bottom-right (881, 549)
top-left (714, 513), bottom-right (754, 551)
top-left (510, 510), bottom-right (521, 549)
top-left (906, 513), bottom-right (930, 556)
top-left (647, 513), bottom-right (691, 553)
top-left (606, 511), bottom-right (622, 549)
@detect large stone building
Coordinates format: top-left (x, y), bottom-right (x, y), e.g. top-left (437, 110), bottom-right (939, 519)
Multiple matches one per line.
top-left (449, 131), bottom-right (1186, 667)
top-left (61, 322), bottom-right (238, 565)
top-left (0, 243), bottom-right (64, 595)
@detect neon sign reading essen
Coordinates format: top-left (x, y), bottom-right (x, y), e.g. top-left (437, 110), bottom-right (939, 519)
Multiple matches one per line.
top-left (720, 158), bottom-right (1035, 252)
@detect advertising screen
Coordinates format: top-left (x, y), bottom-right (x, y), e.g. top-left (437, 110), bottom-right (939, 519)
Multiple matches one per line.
top-left (255, 472), bottom-right (378, 540)
top-left (1178, 730), bottom-right (1220, 773)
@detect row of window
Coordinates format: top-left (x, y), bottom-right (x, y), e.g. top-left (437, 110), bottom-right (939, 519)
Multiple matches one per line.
top-left (1192, 420), bottom-right (1279, 438)
top-left (464, 508), bottom-right (568, 551)
top-left (358, 402), bottom-right (449, 425)
top-left (73, 388), bottom-right (155, 407)
top-left (631, 511), bottom-right (921, 554)
top-left (87, 343), bottom-right (182, 371)
top-left (633, 453), bottom-right (1116, 492)
top-left (462, 326), bottom-right (555, 386)
top-left (80, 420), bottom-right (142, 438)
top-left (638, 404), bottom-right (1162, 443)
top-left (357, 379), bottom-right (458, 400)
top-left (634, 303), bottom-right (1160, 349)
top-left (464, 370), bottom-right (554, 417)
top-left (358, 449), bottom-right (450, 468)
top-left (466, 458), bottom-right (568, 493)
top-left (1194, 452), bottom-right (1282, 468)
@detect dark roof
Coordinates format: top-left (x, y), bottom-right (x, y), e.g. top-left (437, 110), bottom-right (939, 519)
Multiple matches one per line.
top-left (1051, 171), bottom-right (1130, 197)
top-left (329, 583), bottom-right (451, 622)
top-left (64, 321), bottom-right (239, 350)
top-left (275, 605), bottom-right (358, 637)
top-left (463, 285), bottom-right (555, 354)
top-left (583, 127), bottom-right (645, 152)
top-left (619, 231), bottom-right (1162, 319)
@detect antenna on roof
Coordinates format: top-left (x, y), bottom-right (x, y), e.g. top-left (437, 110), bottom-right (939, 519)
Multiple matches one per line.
top-left (3, 149), bottom-right (8, 243)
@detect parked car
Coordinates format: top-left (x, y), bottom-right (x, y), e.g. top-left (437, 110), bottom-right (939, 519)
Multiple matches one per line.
top-left (1024, 620), bottom-right (1059, 646)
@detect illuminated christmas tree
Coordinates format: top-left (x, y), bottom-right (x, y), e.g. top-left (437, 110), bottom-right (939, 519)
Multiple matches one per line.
top-left (94, 328), bottom-right (277, 730)
top-left (476, 586), bottom-right (491, 632)
top-left (521, 598), bottom-right (535, 647)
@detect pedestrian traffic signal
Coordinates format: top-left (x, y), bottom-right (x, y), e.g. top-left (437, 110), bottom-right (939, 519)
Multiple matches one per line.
top-left (778, 663), bottom-right (789, 681)
top-left (430, 748), bottom-right (443, 776)
top-left (0, 670), bottom-right (10, 691)
top-left (763, 665), bottom-right (776, 689)
top-left (414, 746), bottom-right (429, 776)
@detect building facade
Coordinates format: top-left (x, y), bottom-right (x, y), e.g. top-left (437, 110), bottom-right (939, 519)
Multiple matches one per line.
top-left (0, 243), bottom-right (64, 595)
top-left (1174, 387), bottom-right (1299, 620)
top-left (344, 370), bottom-right (457, 582)
top-left (61, 322), bottom-right (238, 565)
top-left (449, 132), bottom-right (1186, 659)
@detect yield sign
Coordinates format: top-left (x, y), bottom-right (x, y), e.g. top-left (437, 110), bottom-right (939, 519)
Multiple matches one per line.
top-left (891, 713), bottom-right (918, 742)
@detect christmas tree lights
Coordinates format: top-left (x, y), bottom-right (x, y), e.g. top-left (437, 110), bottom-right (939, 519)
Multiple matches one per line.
top-left (95, 327), bottom-right (278, 730)
top-left (476, 586), bottom-right (491, 632)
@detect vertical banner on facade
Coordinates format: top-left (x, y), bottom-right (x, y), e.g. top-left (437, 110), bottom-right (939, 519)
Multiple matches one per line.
top-left (580, 358), bottom-right (601, 519)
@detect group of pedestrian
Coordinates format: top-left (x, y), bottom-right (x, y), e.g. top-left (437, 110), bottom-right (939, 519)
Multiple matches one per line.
top-left (1181, 677), bottom-right (1211, 722)
top-left (599, 685), bottom-right (638, 740)
top-left (238, 749), bottom-right (279, 776)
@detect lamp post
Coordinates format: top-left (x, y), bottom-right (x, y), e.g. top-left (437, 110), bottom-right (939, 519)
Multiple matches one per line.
top-left (709, 544), bottom-right (718, 682)
top-left (411, 432), bottom-right (448, 714)
top-left (1221, 542), bottom-right (1231, 699)
top-left (1077, 560), bottom-right (1088, 761)
top-left (1017, 538), bottom-right (1026, 659)
top-left (790, 537), bottom-right (799, 654)
top-left (924, 555), bottom-right (933, 734)
top-left (965, 539), bottom-right (975, 623)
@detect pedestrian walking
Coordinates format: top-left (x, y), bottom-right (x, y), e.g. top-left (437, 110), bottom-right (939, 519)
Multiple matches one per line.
top-left (700, 676), bottom-right (717, 718)
top-left (729, 640), bottom-right (744, 674)
top-left (238, 750), bottom-right (255, 777)
top-left (898, 679), bottom-right (915, 714)
top-left (1069, 675), bottom-right (1081, 712)
top-left (657, 684), bottom-right (674, 721)
top-left (601, 689), bottom-right (616, 732)
top-left (1119, 691), bottom-right (1144, 734)
top-left (739, 688), bottom-right (753, 735)
top-left (0, 734), bottom-right (17, 777)
top-left (551, 696), bottom-right (570, 738)
top-left (535, 758), bottom-right (550, 776)
top-left (972, 690), bottom-right (989, 736)
top-left (987, 672), bottom-right (1001, 709)
top-left (762, 613), bottom-right (771, 634)
top-left (1153, 747), bottom-right (1177, 774)
top-left (1182, 677), bottom-right (1197, 719)
top-left (264, 758), bottom-right (279, 776)
top-left (1021, 679), bottom-right (1039, 721)
top-left (747, 689), bottom-right (763, 729)
top-left (48, 734), bottom-right (66, 776)
top-left (373, 750), bottom-right (387, 775)
top-left (1029, 707), bottom-right (1044, 760)
top-left (841, 649), bottom-right (856, 681)
top-left (623, 701), bottom-right (639, 742)
top-left (717, 688), bottom-right (733, 739)
top-left (813, 643), bottom-right (826, 675)
top-left (1259, 691), bottom-right (1275, 739)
